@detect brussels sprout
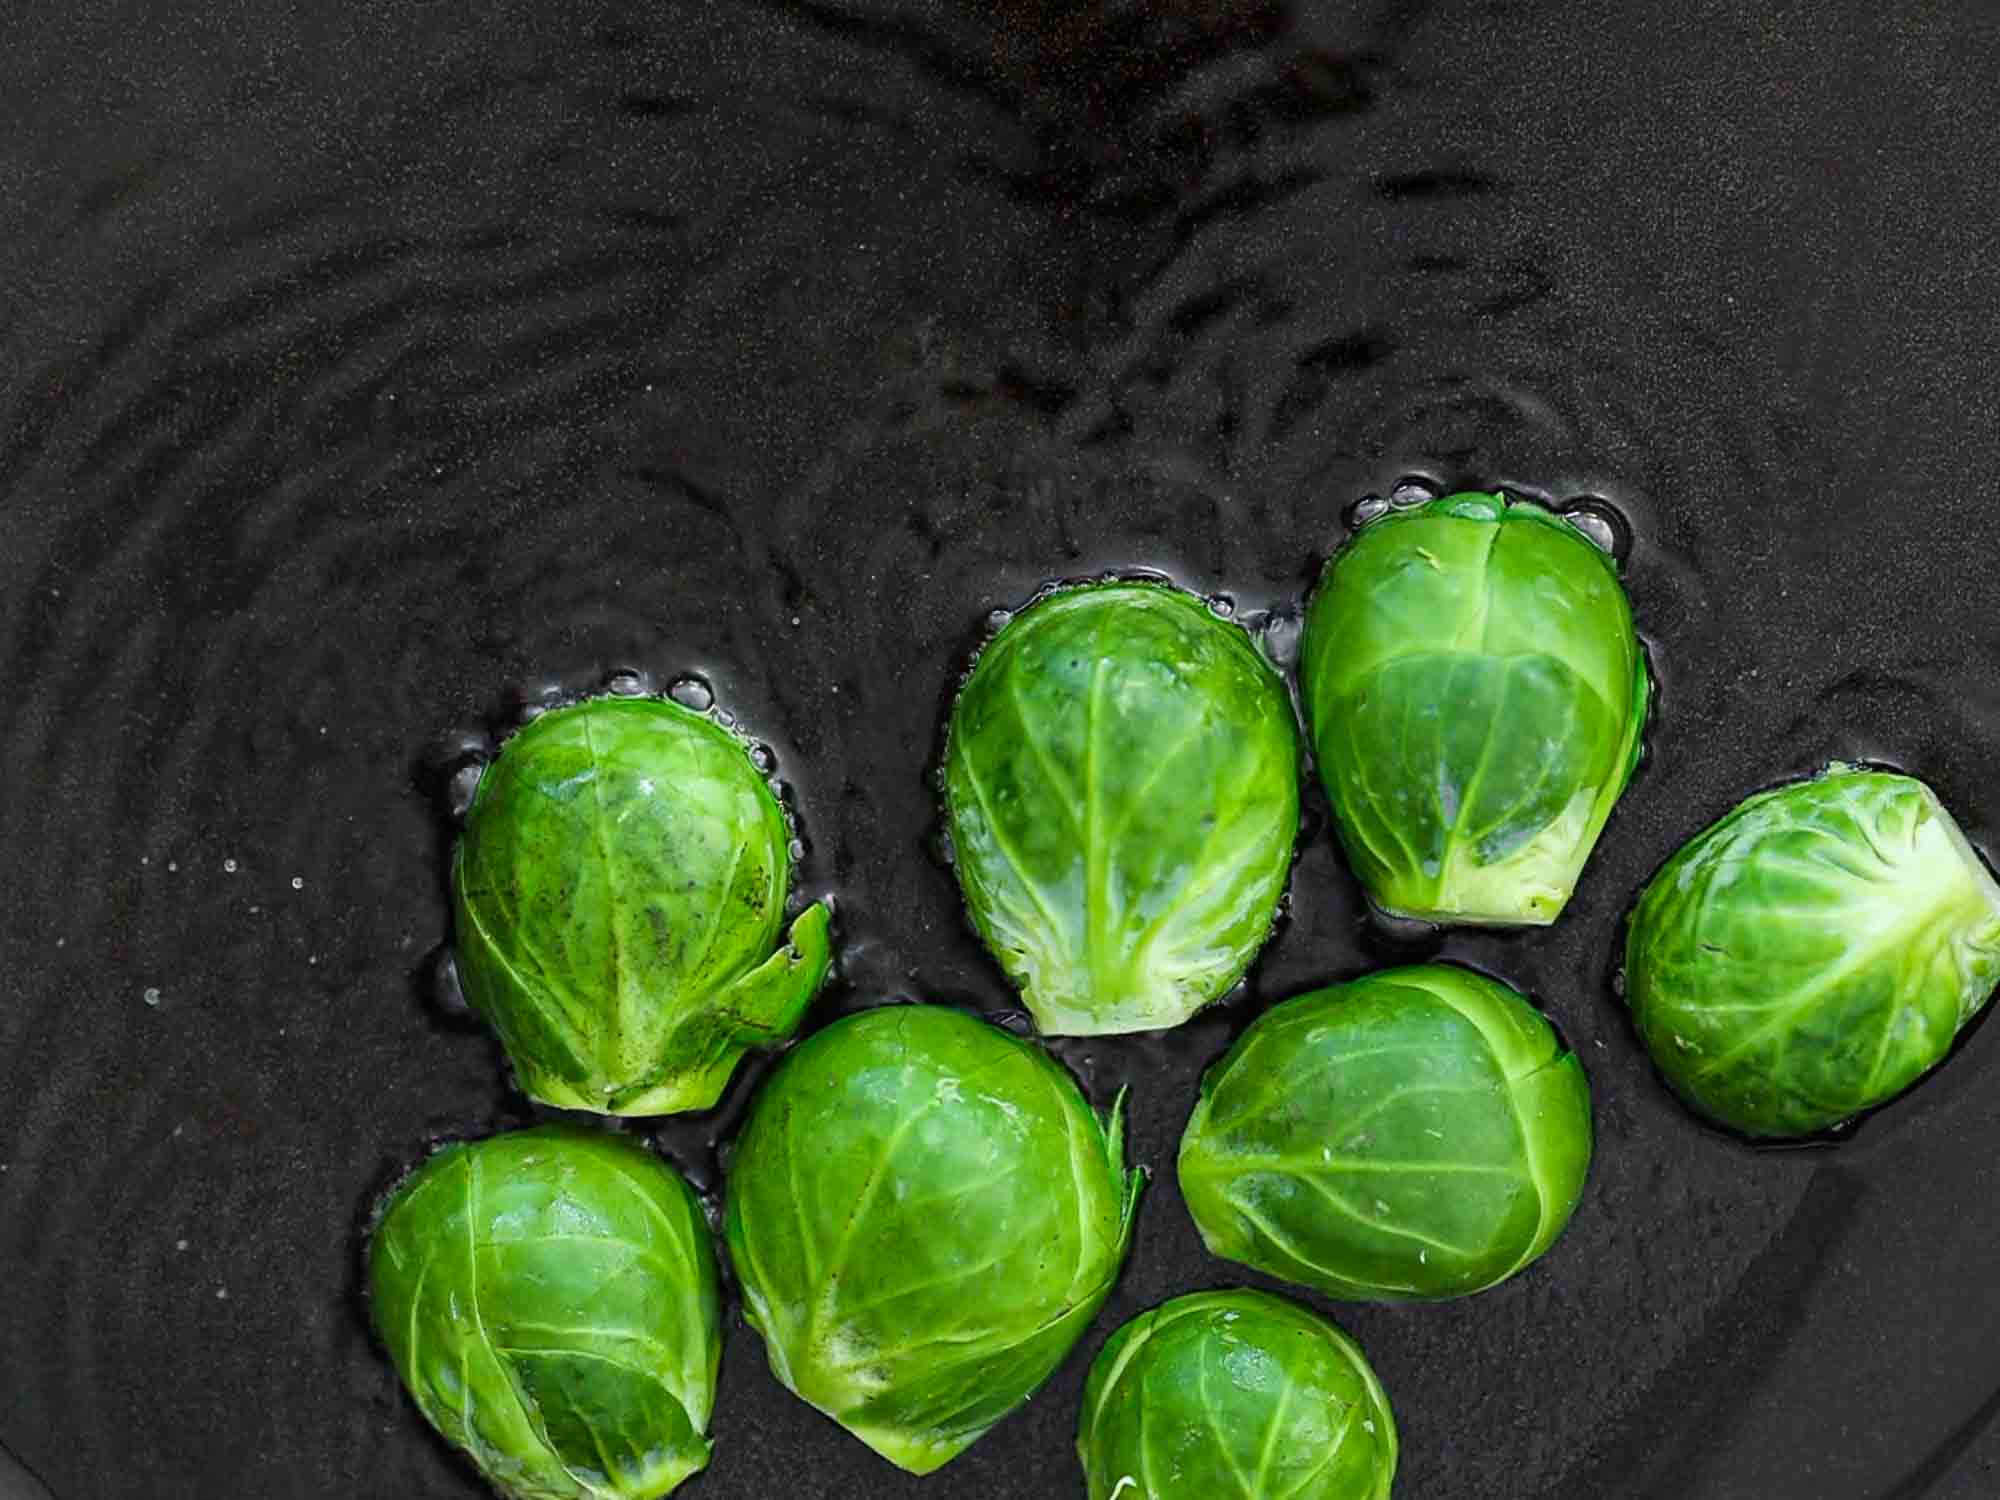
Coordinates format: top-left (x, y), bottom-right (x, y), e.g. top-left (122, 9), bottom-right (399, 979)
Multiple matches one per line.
top-left (369, 1126), bottom-right (721, 1500)
top-left (1624, 764), bottom-right (2000, 1138)
top-left (454, 695), bottom-right (831, 1115)
top-left (1077, 1290), bottom-right (1396, 1500)
top-left (724, 1004), bottom-right (1143, 1474)
top-left (1179, 964), bottom-right (1591, 1301)
top-left (943, 582), bottom-right (1301, 1036)
top-left (1300, 492), bottom-right (1649, 926)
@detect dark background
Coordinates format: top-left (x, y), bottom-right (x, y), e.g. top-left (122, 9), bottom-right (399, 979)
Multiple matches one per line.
top-left (4, 1), bottom-right (2000, 1496)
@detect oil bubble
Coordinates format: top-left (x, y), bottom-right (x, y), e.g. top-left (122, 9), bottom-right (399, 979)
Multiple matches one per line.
top-left (1206, 593), bottom-right (1237, 619)
top-left (511, 677), bottom-right (566, 724)
top-left (222, 858), bottom-right (238, 874)
top-left (424, 728), bottom-right (493, 778)
top-left (1389, 476), bottom-right (1441, 509)
top-left (290, 876), bottom-right (303, 891)
top-left (1346, 495), bottom-right (1392, 529)
top-left (1260, 612), bottom-right (1303, 669)
top-left (1558, 496), bottom-right (1633, 563)
top-left (749, 743), bottom-right (777, 775)
top-left (143, 987), bottom-right (161, 1007)
top-left (605, 667), bottom-right (653, 697)
top-left (427, 946), bottom-right (473, 1021)
top-left (445, 762), bottom-right (484, 824)
top-left (667, 674), bottom-right (715, 713)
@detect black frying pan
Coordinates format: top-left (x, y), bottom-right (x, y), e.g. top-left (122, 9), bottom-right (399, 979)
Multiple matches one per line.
top-left (4, 1), bottom-right (1999, 1496)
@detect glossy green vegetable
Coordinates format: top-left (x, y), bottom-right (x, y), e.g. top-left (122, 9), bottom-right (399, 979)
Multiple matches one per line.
top-left (1625, 764), bottom-right (2000, 1137)
top-left (369, 1126), bottom-right (721, 1500)
top-left (724, 1004), bottom-right (1142, 1474)
top-left (1077, 1290), bottom-right (1397, 1500)
top-left (1179, 964), bottom-right (1591, 1301)
top-left (454, 695), bottom-right (831, 1115)
top-left (1300, 492), bottom-right (1649, 925)
top-left (944, 582), bottom-right (1300, 1036)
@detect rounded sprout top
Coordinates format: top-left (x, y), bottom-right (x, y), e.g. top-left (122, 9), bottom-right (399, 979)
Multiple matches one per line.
top-left (724, 1003), bottom-right (1142, 1474)
top-left (1179, 964), bottom-right (1592, 1301)
top-left (944, 582), bottom-right (1300, 1036)
top-left (454, 695), bottom-right (830, 1115)
top-left (369, 1126), bottom-right (721, 1500)
top-left (1625, 764), bottom-right (2000, 1137)
top-left (1301, 492), bottom-right (1649, 926)
top-left (1078, 1289), bottom-right (1397, 1500)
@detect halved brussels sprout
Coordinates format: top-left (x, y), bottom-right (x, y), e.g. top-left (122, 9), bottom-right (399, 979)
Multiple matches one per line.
top-left (1179, 964), bottom-right (1591, 1301)
top-left (724, 1003), bottom-right (1143, 1474)
top-left (943, 582), bottom-right (1301, 1036)
top-left (1625, 764), bottom-right (2000, 1138)
top-left (1077, 1290), bottom-right (1397, 1500)
top-left (369, 1126), bottom-right (721, 1500)
top-left (454, 695), bottom-right (831, 1115)
top-left (1300, 492), bottom-right (1649, 926)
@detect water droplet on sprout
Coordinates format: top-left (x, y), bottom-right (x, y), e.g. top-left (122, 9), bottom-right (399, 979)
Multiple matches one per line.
top-left (1205, 593), bottom-right (1236, 619)
top-left (749, 743), bottom-right (777, 774)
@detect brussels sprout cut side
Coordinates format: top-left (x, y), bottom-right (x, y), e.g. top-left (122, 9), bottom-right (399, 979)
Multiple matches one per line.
top-left (724, 1004), bottom-right (1143, 1474)
top-left (1179, 964), bottom-right (1592, 1301)
top-left (369, 1126), bottom-right (722, 1500)
top-left (1625, 764), bottom-right (2000, 1138)
top-left (454, 695), bottom-right (832, 1116)
top-left (1301, 491), bottom-right (1649, 927)
top-left (944, 582), bottom-right (1301, 1036)
top-left (1078, 1290), bottom-right (1397, 1500)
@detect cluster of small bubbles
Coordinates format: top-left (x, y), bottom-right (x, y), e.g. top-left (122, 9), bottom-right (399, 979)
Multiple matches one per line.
top-left (446, 762), bottom-right (485, 824)
top-left (1346, 494), bottom-right (1392, 529)
top-left (667, 674), bottom-right (714, 712)
top-left (748, 743), bottom-right (777, 775)
top-left (604, 667), bottom-right (653, 697)
top-left (1558, 497), bottom-right (1633, 563)
top-left (143, 987), bottom-right (162, 1007)
top-left (1205, 593), bottom-right (1236, 619)
top-left (222, 858), bottom-right (238, 874)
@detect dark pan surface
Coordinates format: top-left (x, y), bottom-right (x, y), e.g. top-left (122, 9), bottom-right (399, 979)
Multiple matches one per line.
top-left (5, 3), bottom-right (2000, 1497)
